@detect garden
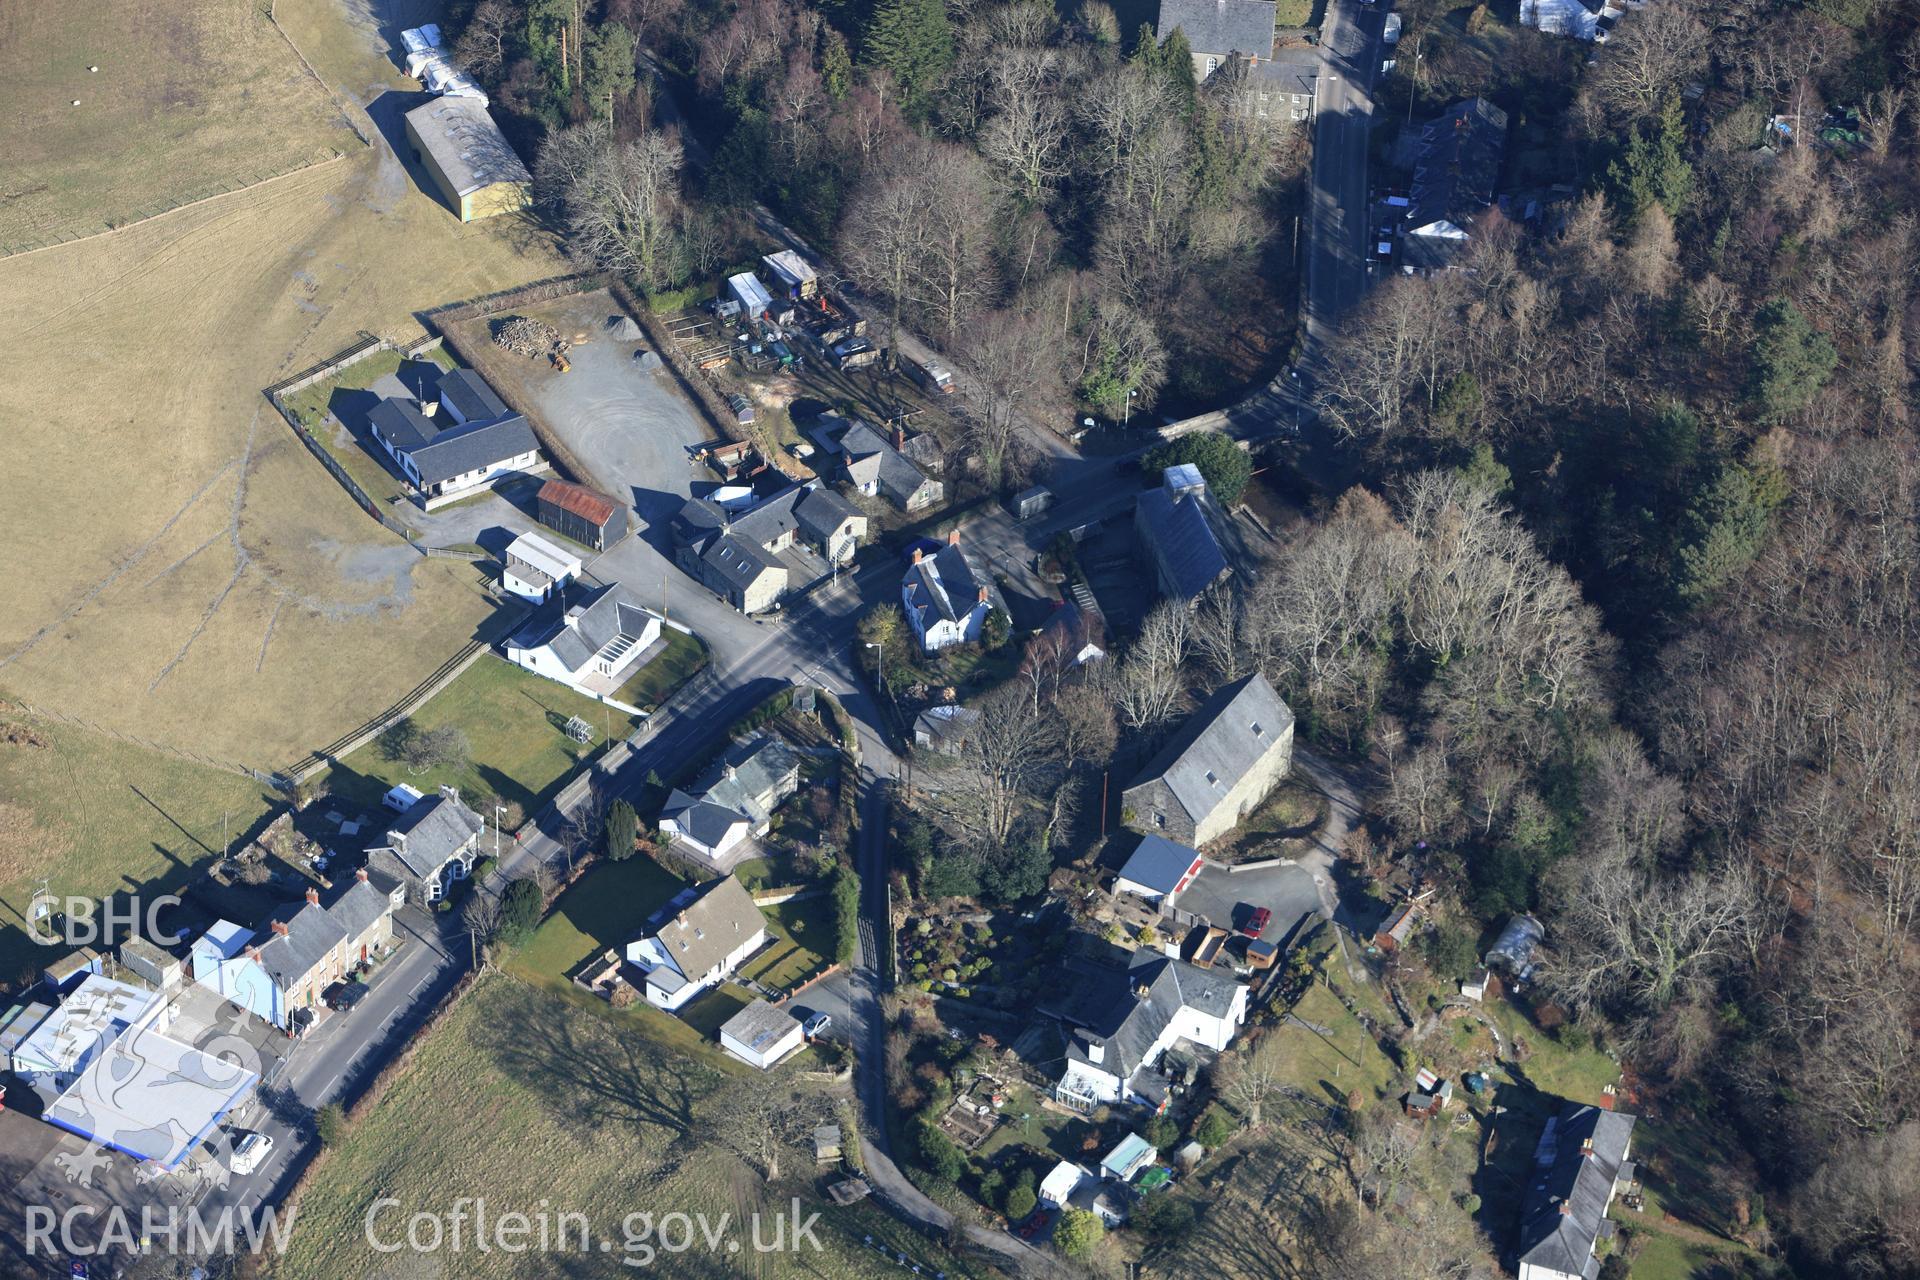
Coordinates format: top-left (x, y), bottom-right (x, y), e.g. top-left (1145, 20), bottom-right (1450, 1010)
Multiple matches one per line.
top-left (897, 910), bottom-right (1065, 1007)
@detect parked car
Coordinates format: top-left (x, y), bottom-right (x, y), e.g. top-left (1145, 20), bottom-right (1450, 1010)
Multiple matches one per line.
top-left (325, 981), bottom-right (369, 1012)
top-left (1017, 1210), bottom-right (1054, 1239)
top-left (1241, 906), bottom-right (1273, 937)
top-left (803, 1013), bottom-right (832, 1040)
top-left (228, 1130), bottom-right (274, 1176)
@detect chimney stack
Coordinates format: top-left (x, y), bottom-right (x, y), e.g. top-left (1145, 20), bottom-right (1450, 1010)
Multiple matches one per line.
top-left (271, 920), bottom-right (290, 937)
top-left (978, 586), bottom-right (989, 604)
top-left (357, 869), bottom-right (370, 883)
top-left (1086, 1037), bottom-right (1105, 1065)
top-left (305, 887), bottom-right (320, 907)
top-left (911, 548), bottom-right (923, 564)
top-left (892, 425), bottom-right (906, 451)
top-left (947, 528), bottom-right (961, 547)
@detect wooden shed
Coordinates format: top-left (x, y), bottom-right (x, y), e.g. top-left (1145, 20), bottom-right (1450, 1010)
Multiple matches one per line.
top-left (536, 479), bottom-right (627, 552)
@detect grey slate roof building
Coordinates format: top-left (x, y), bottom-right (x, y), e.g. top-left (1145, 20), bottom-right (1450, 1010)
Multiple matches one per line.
top-left (1156, 0), bottom-right (1278, 62)
top-left (1516, 1103), bottom-right (1637, 1280)
top-left (1135, 464), bottom-right (1232, 603)
top-left (672, 483), bottom-right (868, 614)
top-left (507, 582), bottom-right (657, 680)
top-left (650, 876), bottom-right (767, 985)
top-left (660, 735), bottom-right (804, 861)
top-left (903, 537), bottom-right (1005, 652)
top-left (1056, 950), bottom-right (1245, 1101)
top-left (367, 790), bottom-right (485, 903)
top-left (1114, 834), bottom-right (1207, 903)
top-left (436, 366), bottom-right (510, 424)
top-left (364, 367), bottom-right (542, 498)
top-left (1122, 672), bottom-right (1296, 846)
top-left (835, 420), bottom-right (943, 511)
top-left (1405, 97), bottom-right (1510, 271)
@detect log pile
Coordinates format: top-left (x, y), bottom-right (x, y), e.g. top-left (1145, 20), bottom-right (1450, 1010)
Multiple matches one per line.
top-left (494, 316), bottom-right (562, 358)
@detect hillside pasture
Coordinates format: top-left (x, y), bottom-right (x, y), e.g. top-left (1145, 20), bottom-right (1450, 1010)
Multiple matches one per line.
top-left (0, 0), bottom-right (355, 250)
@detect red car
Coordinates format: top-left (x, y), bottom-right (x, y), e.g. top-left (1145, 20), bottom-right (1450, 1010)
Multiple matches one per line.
top-left (1018, 1210), bottom-right (1053, 1239)
top-left (1241, 906), bottom-right (1272, 937)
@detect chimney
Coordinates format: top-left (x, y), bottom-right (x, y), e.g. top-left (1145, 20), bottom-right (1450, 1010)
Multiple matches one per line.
top-left (421, 399), bottom-right (439, 418)
top-left (392, 831), bottom-right (408, 854)
top-left (440, 784), bottom-right (459, 804)
top-left (563, 605), bottom-right (587, 630)
top-left (911, 548), bottom-right (923, 564)
top-left (947, 528), bottom-right (961, 547)
top-left (677, 910), bottom-right (689, 927)
top-left (725, 764), bottom-right (738, 782)
top-left (1085, 1037), bottom-right (1105, 1065)
top-left (1558, 1203), bottom-right (1572, 1216)
top-left (305, 887), bottom-right (320, 907)
top-left (271, 920), bottom-right (290, 937)
top-left (357, 868), bottom-right (370, 883)
top-left (978, 586), bottom-right (989, 604)
top-left (892, 425), bottom-right (906, 451)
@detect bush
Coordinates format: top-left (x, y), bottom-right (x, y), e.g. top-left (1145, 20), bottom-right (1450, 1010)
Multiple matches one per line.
top-left (316, 1103), bottom-right (347, 1147)
top-left (1422, 924), bottom-right (1478, 981)
top-left (1142, 432), bottom-right (1254, 505)
top-left (605, 799), bottom-right (638, 862)
top-left (914, 1117), bottom-right (967, 1183)
top-left (1005, 1183), bottom-right (1037, 1221)
top-left (1144, 1114), bottom-right (1179, 1150)
top-left (1195, 1107), bottom-right (1233, 1147)
top-left (1132, 1193), bottom-right (1196, 1242)
top-left (1053, 1207), bottom-right (1104, 1259)
top-left (498, 877), bottom-right (544, 943)
top-left (831, 864), bottom-right (860, 965)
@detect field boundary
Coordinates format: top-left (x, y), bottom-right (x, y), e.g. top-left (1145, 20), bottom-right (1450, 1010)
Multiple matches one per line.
top-left (262, 0), bottom-right (377, 149)
top-left (264, 332), bottom-right (420, 539)
top-left (281, 636), bottom-right (505, 783)
top-left (0, 698), bottom-right (277, 785)
top-left (0, 153), bottom-right (349, 261)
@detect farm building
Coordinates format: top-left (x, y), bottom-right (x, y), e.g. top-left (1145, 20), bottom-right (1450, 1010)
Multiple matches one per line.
top-left (537, 478), bottom-right (628, 551)
top-left (718, 999), bottom-right (804, 1069)
top-left (501, 531), bottom-right (583, 604)
top-left (1374, 901), bottom-right (1419, 950)
top-left (728, 272), bottom-right (775, 321)
top-left (403, 96), bottom-right (531, 222)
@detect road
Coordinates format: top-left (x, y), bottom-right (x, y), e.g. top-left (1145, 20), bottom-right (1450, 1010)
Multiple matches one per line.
top-left (1302, 0), bottom-right (1388, 356)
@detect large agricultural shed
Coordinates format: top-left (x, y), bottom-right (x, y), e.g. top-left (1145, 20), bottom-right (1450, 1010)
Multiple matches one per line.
top-left (403, 96), bottom-right (531, 222)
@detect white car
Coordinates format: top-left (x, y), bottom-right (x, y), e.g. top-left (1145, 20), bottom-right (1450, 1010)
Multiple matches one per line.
top-left (229, 1131), bottom-right (273, 1176)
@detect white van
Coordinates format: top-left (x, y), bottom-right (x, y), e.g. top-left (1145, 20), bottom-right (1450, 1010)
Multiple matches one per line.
top-left (229, 1131), bottom-right (273, 1176)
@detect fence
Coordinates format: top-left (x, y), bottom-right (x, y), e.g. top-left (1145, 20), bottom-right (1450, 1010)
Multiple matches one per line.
top-left (0, 152), bottom-right (348, 260)
top-left (2, 700), bottom-right (277, 786)
top-left (280, 639), bottom-right (495, 783)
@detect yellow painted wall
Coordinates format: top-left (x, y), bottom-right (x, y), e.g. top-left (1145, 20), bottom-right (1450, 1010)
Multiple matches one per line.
top-left (405, 115), bottom-right (529, 223)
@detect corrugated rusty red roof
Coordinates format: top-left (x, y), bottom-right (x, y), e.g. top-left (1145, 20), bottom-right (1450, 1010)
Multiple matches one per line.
top-left (538, 479), bottom-right (619, 526)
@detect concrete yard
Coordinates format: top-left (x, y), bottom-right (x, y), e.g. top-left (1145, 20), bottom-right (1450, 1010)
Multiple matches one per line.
top-left (1175, 860), bottom-right (1324, 945)
top-left (450, 290), bottom-right (719, 526)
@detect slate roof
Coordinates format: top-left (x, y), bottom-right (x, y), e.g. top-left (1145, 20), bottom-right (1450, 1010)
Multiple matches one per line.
top-left (327, 876), bottom-right (393, 939)
top-left (904, 543), bottom-right (1003, 632)
top-left (1156, 0), bottom-right (1277, 56)
top-left (1128, 673), bottom-right (1294, 829)
top-left (675, 736), bottom-right (802, 828)
top-left (720, 999), bottom-right (801, 1056)
top-left (838, 420), bottom-right (934, 505)
top-left (509, 582), bottom-right (656, 675)
top-left (661, 795), bottom-right (752, 849)
top-left (674, 484), bottom-right (863, 585)
top-left (1409, 97), bottom-right (1509, 238)
top-left (538, 479), bottom-right (621, 528)
top-left (405, 415), bottom-right (539, 486)
top-left (437, 367), bottom-right (510, 423)
top-left (368, 398), bottom-right (438, 451)
top-left (1517, 1104), bottom-right (1637, 1280)
top-left (404, 96), bottom-right (530, 196)
top-left (648, 877), bottom-right (766, 982)
top-left (380, 792), bottom-right (485, 879)
top-left (1062, 951), bottom-right (1241, 1084)
top-left (915, 704), bottom-right (982, 749)
top-left (1116, 835), bottom-right (1206, 897)
top-left (256, 901), bottom-right (347, 990)
top-left (1136, 480), bottom-right (1230, 601)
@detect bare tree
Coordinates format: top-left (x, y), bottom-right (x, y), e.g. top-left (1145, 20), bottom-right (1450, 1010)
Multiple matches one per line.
top-left (1218, 1033), bottom-right (1285, 1130)
top-left (1192, 582), bottom-right (1248, 683)
top-left (950, 685), bottom-right (1056, 848)
top-left (452, 0), bottom-right (513, 80)
top-left (980, 47), bottom-right (1071, 206)
top-left (960, 300), bottom-right (1059, 488)
top-left (462, 890), bottom-right (503, 968)
top-left (537, 121), bottom-right (685, 287)
top-left (1582, 2), bottom-right (1709, 122)
top-left (841, 136), bottom-right (940, 367)
top-left (1111, 601), bottom-right (1191, 732)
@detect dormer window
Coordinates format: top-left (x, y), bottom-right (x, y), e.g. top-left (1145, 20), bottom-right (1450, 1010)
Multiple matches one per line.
top-left (1251, 722), bottom-right (1264, 736)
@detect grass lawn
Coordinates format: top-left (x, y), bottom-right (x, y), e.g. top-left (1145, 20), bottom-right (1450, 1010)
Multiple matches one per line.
top-left (977, 1082), bottom-right (1093, 1165)
top-left (1267, 981), bottom-right (1399, 1104)
top-left (276, 972), bottom-right (992, 1279)
top-left (679, 981), bottom-right (755, 1037)
top-left (1619, 1227), bottom-right (1737, 1280)
top-left (0, 711), bottom-right (277, 978)
top-left (612, 627), bottom-right (709, 710)
top-left (319, 655), bottom-right (643, 823)
top-left (509, 855), bottom-right (687, 981)
top-left (1275, 0), bottom-right (1315, 25)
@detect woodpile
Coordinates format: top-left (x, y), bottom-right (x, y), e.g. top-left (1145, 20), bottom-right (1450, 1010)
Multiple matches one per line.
top-left (494, 315), bottom-right (562, 358)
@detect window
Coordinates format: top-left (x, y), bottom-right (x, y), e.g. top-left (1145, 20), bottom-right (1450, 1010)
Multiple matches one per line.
top-left (1251, 721), bottom-right (1264, 737)
top-left (1206, 770), bottom-right (1219, 786)
top-left (1205, 55), bottom-right (1219, 75)
top-left (1154, 813), bottom-right (1166, 828)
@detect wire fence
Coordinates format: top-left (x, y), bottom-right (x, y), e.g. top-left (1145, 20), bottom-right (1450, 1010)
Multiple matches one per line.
top-left (264, 332), bottom-right (418, 539)
top-left (0, 152), bottom-right (348, 260)
top-left (280, 639), bottom-right (494, 783)
top-left (1, 699), bottom-right (279, 786)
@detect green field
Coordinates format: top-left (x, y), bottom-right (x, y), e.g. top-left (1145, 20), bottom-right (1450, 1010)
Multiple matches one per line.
top-left (509, 855), bottom-right (687, 981)
top-left (613, 628), bottom-right (709, 710)
top-left (1270, 981), bottom-right (1400, 1102)
top-left (320, 655), bottom-right (648, 823)
top-left (0, 709), bottom-right (276, 978)
top-left (276, 973), bottom-right (992, 1279)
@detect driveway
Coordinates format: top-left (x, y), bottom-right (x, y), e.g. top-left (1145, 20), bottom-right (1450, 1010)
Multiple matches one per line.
top-left (1176, 860), bottom-right (1322, 943)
